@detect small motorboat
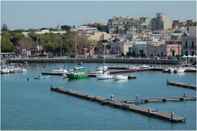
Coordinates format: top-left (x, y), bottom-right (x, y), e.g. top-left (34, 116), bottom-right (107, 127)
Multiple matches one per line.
top-left (67, 71), bottom-right (88, 80)
top-left (174, 68), bottom-right (185, 73)
top-left (52, 68), bottom-right (68, 74)
top-left (0, 68), bottom-right (10, 74)
top-left (141, 65), bottom-right (150, 69)
top-left (163, 68), bottom-right (174, 73)
top-left (96, 72), bottom-right (112, 80)
top-left (113, 75), bottom-right (128, 80)
top-left (67, 66), bottom-right (88, 80)
top-left (14, 67), bottom-right (27, 73)
top-left (74, 66), bottom-right (86, 70)
top-left (96, 66), bottom-right (108, 72)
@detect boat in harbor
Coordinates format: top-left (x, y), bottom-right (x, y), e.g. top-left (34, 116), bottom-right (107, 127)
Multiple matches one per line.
top-left (0, 65), bottom-right (27, 74)
top-left (0, 67), bottom-right (10, 74)
top-left (113, 75), bottom-right (128, 80)
top-left (14, 67), bottom-right (27, 73)
top-left (52, 68), bottom-right (68, 74)
top-left (162, 68), bottom-right (175, 73)
top-left (96, 72), bottom-right (113, 80)
top-left (174, 67), bottom-right (185, 73)
top-left (67, 71), bottom-right (88, 80)
top-left (67, 66), bottom-right (88, 80)
top-left (163, 67), bottom-right (185, 74)
top-left (95, 66), bottom-right (108, 74)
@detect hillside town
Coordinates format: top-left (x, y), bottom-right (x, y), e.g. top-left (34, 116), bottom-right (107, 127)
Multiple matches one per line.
top-left (1, 13), bottom-right (197, 64)
top-left (1, 1), bottom-right (197, 130)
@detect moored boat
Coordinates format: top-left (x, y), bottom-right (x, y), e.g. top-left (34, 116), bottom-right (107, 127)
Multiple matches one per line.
top-left (67, 66), bottom-right (88, 80)
top-left (113, 75), bottom-right (128, 80)
top-left (96, 72), bottom-right (112, 80)
top-left (0, 68), bottom-right (10, 74)
top-left (174, 67), bottom-right (185, 73)
top-left (52, 68), bottom-right (68, 74)
top-left (162, 68), bottom-right (174, 73)
top-left (67, 71), bottom-right (88, 80)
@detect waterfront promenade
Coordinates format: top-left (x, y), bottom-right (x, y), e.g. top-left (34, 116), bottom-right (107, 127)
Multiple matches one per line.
top-left (6, 57), bottom-right (179, 64)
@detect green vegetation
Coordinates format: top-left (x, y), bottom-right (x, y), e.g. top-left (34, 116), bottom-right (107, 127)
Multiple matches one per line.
top-left (1, 32), bottom-right (15, 52)
top-left (1, 27), bottom-right (91, 56)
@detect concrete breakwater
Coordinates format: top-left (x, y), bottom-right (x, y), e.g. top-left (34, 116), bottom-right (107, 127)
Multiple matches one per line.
top-left (167, 80), bottom-right (197, 90)
top-left (50, 87), bottom-right (186, 123)
top-left (6, 57), bottom-right (179, 64)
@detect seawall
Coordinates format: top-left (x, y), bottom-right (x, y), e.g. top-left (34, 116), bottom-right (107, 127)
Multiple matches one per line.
top-left (6, 57), bottom-right (179, 65)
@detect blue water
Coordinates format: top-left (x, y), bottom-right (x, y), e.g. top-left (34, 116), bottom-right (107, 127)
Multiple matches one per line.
top-left (1, 63), bottom-right (196, 130)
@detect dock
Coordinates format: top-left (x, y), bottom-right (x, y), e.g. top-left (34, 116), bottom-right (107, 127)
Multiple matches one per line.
top-left (50, 87), bottom-right (186, 123)
top-left (41, 72), bottom-right (66, 76)
top-left (167, 80), bottom-right (196, 90)
top-left (120, 96), bottom-right (196, 105)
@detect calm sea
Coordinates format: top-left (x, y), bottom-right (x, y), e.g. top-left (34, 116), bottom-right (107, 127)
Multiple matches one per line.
top-left (1, 63), bottom-right (196, 130)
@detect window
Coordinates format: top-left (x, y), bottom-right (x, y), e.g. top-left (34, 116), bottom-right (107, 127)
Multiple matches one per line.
top-left (185, 51), bottom-right (188, 56)
top-left (172, 50), bottom-right (175, 56)
top-left (185, 41), bottom-right (188, 48)
top-left (191, 41), bottom-right (194, 48)
top-left (191, 51), bottom-right (195, 56)
top-left (161, 52), bottom-right (164, 57)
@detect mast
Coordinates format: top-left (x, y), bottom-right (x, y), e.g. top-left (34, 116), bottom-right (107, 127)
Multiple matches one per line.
top-left (103, 42), bottom-right (106, 73)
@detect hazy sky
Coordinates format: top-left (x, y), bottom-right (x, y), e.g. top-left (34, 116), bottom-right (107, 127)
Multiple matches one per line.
top-left (1, 1), bottom-right (196, 29)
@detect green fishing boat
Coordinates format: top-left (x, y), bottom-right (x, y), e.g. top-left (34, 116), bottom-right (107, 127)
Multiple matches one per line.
top-left (67, 66), bottom-right (88, 80)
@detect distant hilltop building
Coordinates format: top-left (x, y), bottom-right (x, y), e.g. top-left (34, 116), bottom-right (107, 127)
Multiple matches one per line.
top-left (107, 16), bottom-right (151, 34)
top-left (107, 13), bottom-right (172, 34)
top-left (172, 19), bottom-right (196, 29)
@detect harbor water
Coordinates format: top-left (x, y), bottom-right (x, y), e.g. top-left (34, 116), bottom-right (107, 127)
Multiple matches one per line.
top-left (1, 63), bottom-right (196, 130)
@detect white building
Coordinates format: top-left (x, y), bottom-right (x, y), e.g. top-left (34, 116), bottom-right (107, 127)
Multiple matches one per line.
top-left (74, 26), bottom-right (98, 35)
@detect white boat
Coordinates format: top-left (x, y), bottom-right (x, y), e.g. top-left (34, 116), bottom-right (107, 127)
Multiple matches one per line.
top-left (96, 72), bottom-right (112, 80)
top-left (113, 75), bottom-right (128, 80)
top-left (74, 66), bottom-right (86, 70)
top-left (95, 70), bottom-right (103, 74)
top-left (52, 68), bottom-right (68, 74)
top-left (141, 65), bottom-right (150, 69)
top-left (0, 68), bottom-right (10, 74)
top-left (14, 67), bottom-right (27, 72)
top-left (96, 66), bottom-right (108, 72)
top-left (174, 68), bottom-right (185, 73)
top-left (163, 68), bottom-right (175, 73)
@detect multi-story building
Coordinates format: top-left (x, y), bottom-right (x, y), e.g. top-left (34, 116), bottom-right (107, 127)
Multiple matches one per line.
top-left (182, 26), bottom-right (196, 56)
top-left (129, 41), bottom-right (149, 57)
top-left (165, 40), bottom-right (182, 57)
top-left (128, 40), bottom-right (166, 57)
top-left (151, 13), bottom-right (172, 31)
top-left (88, 32), bottom-right (111, 44)
top-left (74, 25), bottom-right (98, 35)
top-left (107, 16), bottom-right (151, 34)
top-left (146, 41), bottom-right (166, 57)
top-left (119, 40), bottom-right (133, 56)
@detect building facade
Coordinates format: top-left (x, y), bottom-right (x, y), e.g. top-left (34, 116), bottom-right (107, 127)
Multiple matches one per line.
top-left (151, 13), bottom-right (172, 31)
top-left (182, 26), bottom-right (196, 56)
top-left (165, 40), bottom-right (182, 57)
top-left (107, 16), bottom-right (151, 34)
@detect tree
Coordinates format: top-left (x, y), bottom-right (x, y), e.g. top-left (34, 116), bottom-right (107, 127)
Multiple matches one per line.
top-left (61, 25), bottom-right (71, 31)
top-left (10, 31), bottom-right (24, 46)
top-left (1, 24), bottom-right (8, 32)
top-left (1, 32), bottom-right (15, 52)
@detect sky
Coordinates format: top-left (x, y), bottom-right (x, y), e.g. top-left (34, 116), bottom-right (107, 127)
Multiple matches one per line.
top-left (1, 1), bottom-right (196, 29)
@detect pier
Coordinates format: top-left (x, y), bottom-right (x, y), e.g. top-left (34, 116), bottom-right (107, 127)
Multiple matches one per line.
top-left (41, 72), bottom-right (66, 76)
top-left (167, 80), bottom-right (197, 90)
top-left (121, 96), bottom-right (196, 105)
top-left (50, 87), bottom-right (186, 123)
